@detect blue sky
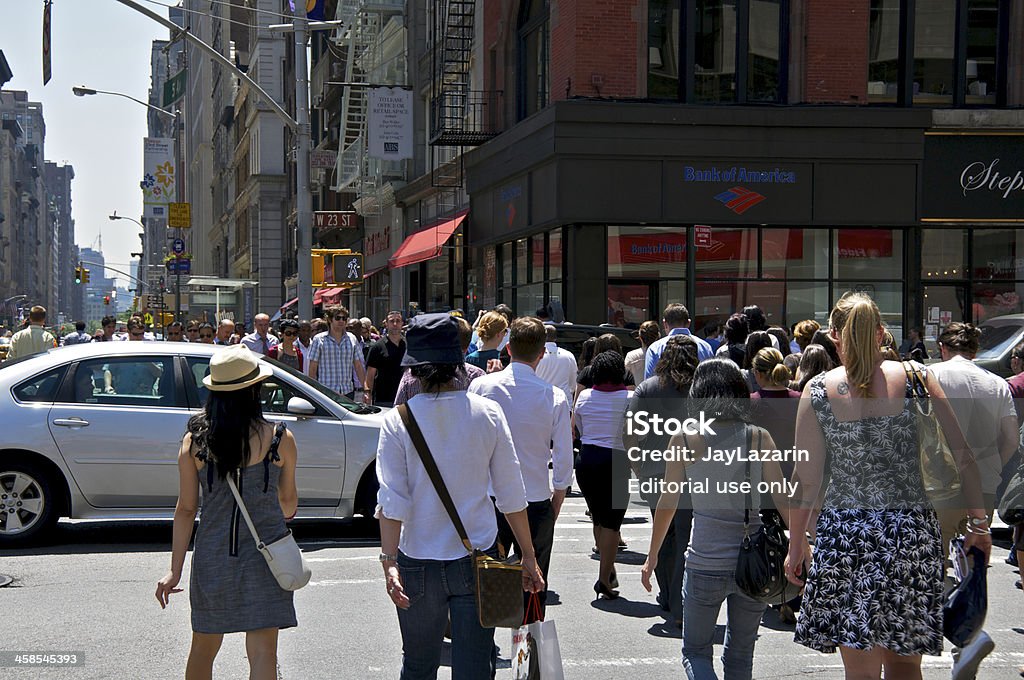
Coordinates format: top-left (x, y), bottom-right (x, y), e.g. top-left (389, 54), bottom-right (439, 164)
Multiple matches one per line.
top-left (1, 0), bottom-right (170, 286)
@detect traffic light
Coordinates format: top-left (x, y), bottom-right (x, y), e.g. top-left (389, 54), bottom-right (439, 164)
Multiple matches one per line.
top-left (82, 268), bottom-right (91, 284)
top-left (74, 266), bottom-right (82, 284)
top-left (103, 295), bottom-right (110, 305)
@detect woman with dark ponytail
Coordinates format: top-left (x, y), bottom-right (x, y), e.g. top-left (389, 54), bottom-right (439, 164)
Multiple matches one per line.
top-left (156, 345), bottom-right (300, 680)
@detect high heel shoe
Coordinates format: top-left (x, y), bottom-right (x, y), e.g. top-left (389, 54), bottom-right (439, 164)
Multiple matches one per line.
top-left (594, 580), bottom-right (620, 600)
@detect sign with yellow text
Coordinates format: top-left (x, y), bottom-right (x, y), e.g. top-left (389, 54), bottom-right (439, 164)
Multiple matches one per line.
top-left (168, 202), bottom-right (191, 228)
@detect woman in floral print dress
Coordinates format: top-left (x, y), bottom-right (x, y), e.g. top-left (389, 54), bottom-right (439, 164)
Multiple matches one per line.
top-left (784, 292), bottom-right (991, 680)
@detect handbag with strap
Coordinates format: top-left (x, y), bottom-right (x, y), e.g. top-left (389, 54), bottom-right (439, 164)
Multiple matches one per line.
top-left (902, 361), bottom-right (962, 506)
top-left (224, 425), bottom-right (311, 592)
top-left (997, 449), bottom-right (1024, 525)
top-left (397, 403), bottom-right (525, 629)
top-left (734, 426), bottom-right (803, 605)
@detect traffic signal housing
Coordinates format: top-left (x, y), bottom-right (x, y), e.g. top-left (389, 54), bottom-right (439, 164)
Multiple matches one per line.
top-left (74, 266), bottom-right (82, 284)
top-left (82, 268), bottom-right (91, 284)
top-left (103, 295), bottom-right (110, 305)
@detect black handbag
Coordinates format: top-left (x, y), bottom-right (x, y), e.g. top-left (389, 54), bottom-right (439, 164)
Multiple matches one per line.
top-left (735, 427), bottom-right (804, 605)
top-left (397, 404), bottom-right (525, 629)
top-left (997, 449), bottom-right (1024, 526)
top-left (943, 540), bottom-right (988, 648)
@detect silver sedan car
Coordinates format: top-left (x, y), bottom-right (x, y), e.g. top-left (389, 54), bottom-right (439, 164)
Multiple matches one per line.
top-left (0, 341), bottom-right (386, 545)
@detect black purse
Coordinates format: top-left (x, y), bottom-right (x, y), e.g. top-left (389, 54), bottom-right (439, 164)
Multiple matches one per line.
top-left (997, 449), bottom-right (1024, 526)
top-left (397, 404), bottom-right (525, 629)
top-left (734, 427), bottom-right (803, 605)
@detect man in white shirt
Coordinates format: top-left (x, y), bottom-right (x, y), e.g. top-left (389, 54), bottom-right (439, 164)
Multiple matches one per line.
top-left (927, 321), bottom-right (1017, 680)
top-left (535, 324), bottom-right (577, 405)
top-left (469, 316), bottom-right (573, 620)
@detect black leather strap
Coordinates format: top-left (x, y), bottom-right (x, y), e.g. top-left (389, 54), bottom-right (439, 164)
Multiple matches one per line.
top-left (397, 404), bottom-right (473, 553)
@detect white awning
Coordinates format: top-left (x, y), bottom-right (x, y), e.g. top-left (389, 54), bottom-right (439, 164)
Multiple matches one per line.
top-left (182, 277), bottom-right (259, 289)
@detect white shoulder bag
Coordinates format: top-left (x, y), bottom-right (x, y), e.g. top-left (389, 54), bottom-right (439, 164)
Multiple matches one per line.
top-left (226, 474), bottom-right (312, 591)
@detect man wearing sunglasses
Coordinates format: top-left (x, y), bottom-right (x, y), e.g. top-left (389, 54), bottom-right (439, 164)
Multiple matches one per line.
top-left (307, 304), bottom-right (366, 399)
top-left (165, 321), bottom-right (186, 342)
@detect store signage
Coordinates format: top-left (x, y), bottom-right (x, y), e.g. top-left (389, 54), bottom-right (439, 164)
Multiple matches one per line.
top-left (311, 149), bottom-right (337, 169)
top-left (609, 230), bottom-right (803, 267)
top-left (314, 211), bottom-right (357, 229)
top-left (923, 135), bottom-right (1024, 220)
top-left (143, 138), bottom-right (176, 220)
top-left (366, 227), bottom-right (391, 257)
top-left (683, 166), bottom-right (797, 184)
top-left (694, 225), bottom-right (711, 247)
top-left (666, 162), bottom-right (812, 224)
top-left (837, 229), bottom-right (893, 258)
top-left (368, 87), bottom-right (413, 160)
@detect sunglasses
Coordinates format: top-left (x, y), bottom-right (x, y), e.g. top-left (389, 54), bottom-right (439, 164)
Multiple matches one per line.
top-left (283, 330), bottom-right (297, 336)
top-left (130, 332), bottom-right (145, 338)
top-left (332, 315), bottom-right (349, 321)
top-left (200, 333), bottom-right (213, 339)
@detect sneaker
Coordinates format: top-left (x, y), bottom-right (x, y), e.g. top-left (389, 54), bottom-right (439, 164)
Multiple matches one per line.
top-left (1007, 552), bottom-right (1019, 567)
top-left (951, 631), bottom-right (994, 680)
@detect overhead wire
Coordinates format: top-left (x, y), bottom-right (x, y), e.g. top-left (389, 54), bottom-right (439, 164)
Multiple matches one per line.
top-left (135, 0), bottom-right (302, 24)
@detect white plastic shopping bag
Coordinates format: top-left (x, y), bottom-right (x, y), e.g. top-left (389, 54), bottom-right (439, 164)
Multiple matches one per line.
top-left (512, 597), bottom-right (564, 680)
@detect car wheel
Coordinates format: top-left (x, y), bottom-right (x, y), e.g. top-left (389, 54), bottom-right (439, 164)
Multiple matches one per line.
top-left (0, 462), bottom-right (58, 545)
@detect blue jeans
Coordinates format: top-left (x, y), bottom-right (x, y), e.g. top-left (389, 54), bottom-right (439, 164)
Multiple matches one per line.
top-left (682, 568), bottom-right (766, 680)
top-left (396, 550), bottom-right (497, 680)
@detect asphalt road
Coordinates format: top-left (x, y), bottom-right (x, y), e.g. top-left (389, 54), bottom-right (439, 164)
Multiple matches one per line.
top-left (2, 497), bottom-right (1022, 679)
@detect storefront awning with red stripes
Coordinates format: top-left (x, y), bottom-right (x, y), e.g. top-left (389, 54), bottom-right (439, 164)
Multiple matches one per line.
top-left (388, 210), bottom-right (468, 269)
top-left (313, 286), bottom-right (345, 305)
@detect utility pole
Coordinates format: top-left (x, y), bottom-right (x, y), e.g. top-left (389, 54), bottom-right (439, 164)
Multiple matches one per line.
top-left (294, 5), bottom-right (313, 321)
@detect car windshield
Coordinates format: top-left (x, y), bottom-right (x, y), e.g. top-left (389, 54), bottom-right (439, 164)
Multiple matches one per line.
top-left (262, 356), bottom-right (379, 414)
top-left (975, 323), bottom-right (1023, 360)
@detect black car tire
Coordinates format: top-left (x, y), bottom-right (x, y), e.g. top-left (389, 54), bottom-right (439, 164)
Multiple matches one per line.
top-left (0, 460), bottom-right (59, 546)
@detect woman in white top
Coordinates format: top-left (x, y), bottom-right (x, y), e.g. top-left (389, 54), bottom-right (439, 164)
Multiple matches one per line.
top-left (375, 313), bottom-right (544, 680)
top-left (574, 350), bottom-right (632, 599)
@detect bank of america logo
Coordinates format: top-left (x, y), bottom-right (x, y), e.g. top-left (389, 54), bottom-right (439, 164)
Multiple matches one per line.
top-left (714, 186), bottom-right (766, 214)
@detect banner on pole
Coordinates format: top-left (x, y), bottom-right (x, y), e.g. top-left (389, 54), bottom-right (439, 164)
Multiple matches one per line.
top-left (368, 88), bottom-right (413, 160)
top-left (143, 138), bottom-right (176, 219)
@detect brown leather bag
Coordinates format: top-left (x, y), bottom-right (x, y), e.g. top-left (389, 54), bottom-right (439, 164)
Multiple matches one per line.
top-left (397, 404), bottom-right (525, 628)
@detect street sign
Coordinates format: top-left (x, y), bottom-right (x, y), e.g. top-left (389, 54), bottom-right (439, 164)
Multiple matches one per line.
top-left (313, 211), bottom-right (357, 229)
top-left (311, 149), bottom-right (337, 169)
top-left (172, 238), bottom-right (186, 255)
top-left (168, 202), bottom-right (191, 228)
top-left (163, 68), bottom-right (187, 107)
top-left (695, 224), bottom-right (712, 248)
top-left (166, 258), bottom-right (191, 274)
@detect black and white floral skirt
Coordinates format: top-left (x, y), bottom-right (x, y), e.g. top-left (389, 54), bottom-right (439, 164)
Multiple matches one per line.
top-left (794, 507), bottom-right (944, 656)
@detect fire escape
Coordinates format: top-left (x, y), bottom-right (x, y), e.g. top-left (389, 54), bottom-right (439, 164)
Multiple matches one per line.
top-left (429, 0), bottom-right (502, 216)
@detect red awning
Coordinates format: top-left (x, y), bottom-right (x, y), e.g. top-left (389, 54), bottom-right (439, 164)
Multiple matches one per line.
top-left (363, 265), bottom-right (387, 280)
top-left (388, 210), bottom-right (468, 269)
top-left (279, 297), bottom-right (298, 310)
top-left (313, 287), bottom-right (344, 305)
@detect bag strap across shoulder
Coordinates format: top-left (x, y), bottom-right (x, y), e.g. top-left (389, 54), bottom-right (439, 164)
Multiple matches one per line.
top-left (226, 473), bottom-right (266, 549)
top-left (902, 361), bottom-right (929, 399)
top-left (743, 425), bottom-right (761, 532)
top-left (397, 403), bottom-right (474, 554)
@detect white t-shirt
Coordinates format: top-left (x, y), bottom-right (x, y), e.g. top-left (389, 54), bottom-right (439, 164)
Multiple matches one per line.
top-left (574, 387), bottom-right (630, 449)
top-left (375, 391), bottom-right (528, 560)
top-left (625, 346), bottom-right (646, 386)
top-left (535, 342), bottom-right (578, 406)
top-left (927, 355), bottom-right (1017, 494)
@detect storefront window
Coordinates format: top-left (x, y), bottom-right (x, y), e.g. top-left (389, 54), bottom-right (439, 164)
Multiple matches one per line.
top-left (867, 0), bottom-right (901, 103)
top-left (425, 251), bottom-right (450, 312)
top-left (549, 228), bottom-right (562, 280)
top-left (608, 282), bottom-right (653, 327)
top-left (608, 226), bottom-right (686, 278)
top-left (833, 228), bottom-right (904, 279)
top-left (530, 234), bottom-right (545, 283)
top-left (966, 0), bottom-right (998, 105)
top-left (659, 280), bottom-right (687, 315)
top-left (696, 227), bottom-right (758, 279)
top-left (834, 282), bottom-right (904, 337)
top-left (783, 282), bottom-right (831, 328)
top-left (695, 0), bottom-right (737, 103)
top-left (762, 228), bottom-right (828, 279)
top-left (922, 228), bottom-right (967, 280)
top-left (500, 242), bottom-right (513, 288)
top-left (693, 280), bottom-right (787, 331)
top-left (972, 281), bottom-right (1024, 322)
top-left (515, 238), bottom-right (528, 286)
top-left (913, 0), bottom-right (955, 104)
top-left (748, 0), bottom-right (781, 102)
top-left (519, 283), bottom-right (545, 319)
top-left (972, 229), bottom-right (1024, 280)
top-left (648, 0), bottom-right (681, 98)
top-left (483, 247), bottom-right (497, 310)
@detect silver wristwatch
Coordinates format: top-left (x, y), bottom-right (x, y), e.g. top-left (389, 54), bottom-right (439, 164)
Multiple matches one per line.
top-left (378, 552), bottom-right (398, 563)
top-left (968, 516), bottom-right (989, 527)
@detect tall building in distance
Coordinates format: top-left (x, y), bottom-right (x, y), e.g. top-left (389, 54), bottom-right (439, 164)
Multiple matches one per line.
top-left (44, 162), bottom-right (80, 323)
top-left (79, 247), bottom-right (115, 324)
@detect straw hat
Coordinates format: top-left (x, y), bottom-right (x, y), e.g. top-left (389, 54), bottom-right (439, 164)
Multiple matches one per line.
top-left (203, 344), bottom-right (273, 391)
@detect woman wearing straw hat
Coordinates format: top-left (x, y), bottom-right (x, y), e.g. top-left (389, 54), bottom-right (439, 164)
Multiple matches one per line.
top-left (156, 344), bottom-right (300, 680)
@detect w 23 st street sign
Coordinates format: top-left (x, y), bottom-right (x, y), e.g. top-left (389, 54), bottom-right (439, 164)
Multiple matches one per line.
top-left (166, 258), bottom-right (191, 274)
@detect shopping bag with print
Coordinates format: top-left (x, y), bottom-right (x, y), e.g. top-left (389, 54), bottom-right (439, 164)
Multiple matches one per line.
top-left (512, 595), bottom-right (564, 680)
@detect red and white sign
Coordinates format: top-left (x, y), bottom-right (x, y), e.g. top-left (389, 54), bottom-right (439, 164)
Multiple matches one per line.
top-left (311, 150), bottom-right (337, 169)
top-left (694, 225), bottom-right (712, 247)
top-left (313, 212), bottom-right (357, 229)
top-left (837, 229), bottom-right (893, 258)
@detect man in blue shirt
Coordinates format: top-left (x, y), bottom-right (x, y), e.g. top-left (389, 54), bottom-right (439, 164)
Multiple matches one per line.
top-left (644, 303), bottom-right (714, 379)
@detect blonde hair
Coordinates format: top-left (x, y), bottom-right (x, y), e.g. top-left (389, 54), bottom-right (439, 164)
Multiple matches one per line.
top-left (829, 292), bottom-right (882, 396)
top-left (476, 311), bottom-right (508, 342)
top-left (752, 347), bottom-right (792, 388)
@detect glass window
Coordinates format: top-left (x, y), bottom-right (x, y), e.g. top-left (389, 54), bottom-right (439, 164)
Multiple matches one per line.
top-left (922, 284), bottom-right (968, 354)
top-left (782, 282), bottom-right (831, 329)
top-left (972, 281), bottom-right (1024, 323)
top-left (518, 0), bottom-right (550, 120)
top-left (13, 366), bottom-right (68, 403)
top-left (922, 228), bottom-right (967, 280)
top-left (549, 229), bottom-right (562, 280)
top-left (659, 280), bottom-right (687, 315)
top-left (762, 228), bottom-right (828, 279)
top-left (530, 235), bottom-right (545, 283)
top-left (696, 226), bottom-right (758, 278)
top-left (500, 242), bottom-right (512, 288)
top-left (260, 376), bottom-right (309, 415)
top-left (748, 0), bottom-right (781, 102)
top-left (834, 228), bottom-right (904, 279)
top-left (913, 0), bottom-right (956, 104)
top-left (972, 229), bottom-right (1024, 281)
top-left (694, 280), bottom-right (787, 329)
top-left (867, 0), bottom-right (901, 102)
top-left (609, 226), bottom-right (687, 278)
top-left (515, 238), bottom-right (528, 286)
top-left (966, 0), bottom-right (998, 105)
top-left (608, 282), bottom-right (652, 328)
top-left (648, 0), bottom-right (681, 98)
top-left (483, 247), bottom-right (498, 310)
top-left (426, 252), bottom-right (450, 312)
top-left (77, 358), bottom-right (176, 407)
top-left (695, 0), bottom-right (737, 103)
top-left (518, 283), bottom-right (545, 319)
top-left (834, 282), bottom-right (904, 335)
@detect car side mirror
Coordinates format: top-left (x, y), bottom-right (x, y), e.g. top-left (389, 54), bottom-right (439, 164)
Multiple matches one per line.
top-left (286, 396), bottom-right (316, 416)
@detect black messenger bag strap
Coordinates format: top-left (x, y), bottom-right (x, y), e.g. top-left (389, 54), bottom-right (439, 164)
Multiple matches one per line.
top-left (397, 403), bottom-right (474, 554)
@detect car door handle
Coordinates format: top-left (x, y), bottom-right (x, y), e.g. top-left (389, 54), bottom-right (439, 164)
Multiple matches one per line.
top-left (52, 418), bottom-right (90, 428)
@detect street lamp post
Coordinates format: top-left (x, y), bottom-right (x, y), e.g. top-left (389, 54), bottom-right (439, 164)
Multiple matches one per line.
top-left (110, 211), bottom-right (172, 328)
top-left (72, 86), bottom-right (177, 120)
